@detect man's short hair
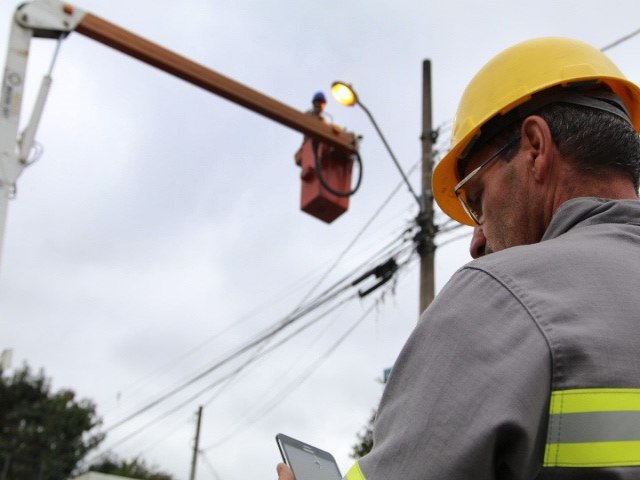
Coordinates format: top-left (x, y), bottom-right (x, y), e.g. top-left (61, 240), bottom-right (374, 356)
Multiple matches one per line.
top-left (487, 90), bottom-right (640, 191)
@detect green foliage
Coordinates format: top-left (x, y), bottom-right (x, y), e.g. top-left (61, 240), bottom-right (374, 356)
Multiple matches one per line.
top-left (350, 410), bottom-right (375, 459)
top-left (88, 455), bottom-right (175, 480)
top-left (351, 373), bottom-right (388, 460)
top-left (0, 364), bottom-right (104, 480)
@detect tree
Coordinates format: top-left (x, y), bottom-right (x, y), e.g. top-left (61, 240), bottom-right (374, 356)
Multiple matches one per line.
top-left (88, 455), bottom-right (175, 480)
top-left (0, 364), bottom-right (104, 480)
top-left (350, 410), bottom-right (375, 459)
top-left (351, 370), bottom-right (390, 460)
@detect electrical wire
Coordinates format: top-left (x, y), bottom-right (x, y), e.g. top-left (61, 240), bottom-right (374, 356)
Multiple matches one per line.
top-left (98, 250), bottom-right (419, 463)
top-left (601, 27), bottom-right (640, 52)
top-left (130, 411), bottom-right (190, 457)
top-left (293, 158), bottom-right (422, 311)
top-left (116, 214), bottom-right (416, 411)
top-left (101, 121), bottom-right (450, 448)
top-left (287, 228), bottom-right (412, 323)
top-left (104, 285), bottom-right (349, 433)
top-left (203, 252), bottom-right (419, 451)
top-left (437, 231), bottom-right (472, 248)
top-left (199, 336), bottom-right (274, 409)
top-left (297, 133), bottom-right (445, 314)
top-left (437, 222), bottom-right (466, 235)
top-left (101, 292), bottom-right (360, 449)
top-left (108, 261), bottom-right (345, 412)
top-left (109, 262), bottom-right (367, 425)
top-left (111, 151), bottom-right (428, 433)
top-left (312, 140), bottom-right (363, 197)
top-left (199, 451), bottom-right (222, 480)
top-left (122, 226), bottom-right (412, 427)
top-left (102, 242), bottom-right (417, 453)
top-left (123, 243), bottom-right (415, 456)
top-left (201, 295), bottom-right (381, 451)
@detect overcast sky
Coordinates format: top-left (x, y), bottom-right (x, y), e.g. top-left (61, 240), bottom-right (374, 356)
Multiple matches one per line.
top-left (2, 1), bottom-right (640, 479)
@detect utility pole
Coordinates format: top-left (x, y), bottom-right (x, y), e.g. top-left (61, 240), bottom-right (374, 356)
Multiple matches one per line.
top-left (417, 59), bottom-right (437, 314)
top-left (189, 406), bottom-right (203, 480)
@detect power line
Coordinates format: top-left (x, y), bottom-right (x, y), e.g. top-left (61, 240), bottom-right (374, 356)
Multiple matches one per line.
top-left (112, 129), bottom-right (446, 422)
top-left (201, 293), bottom-right (382, 451)
top-left (100, 292), bottom-right (359, 450)
top-left (292, 160), bottom-right (422, 311)
top-left (104, 225), bottom-right (413, 437)
top-left (104, 285), bottom-right (350, 433)
top-left (100, 120), bottom-right (449, 446)
top-left (199, 451), bottom-right (222, 480)
top-left (107, 263), bottom-right (343, 412)
top-left (437, 222), bottom-right (466, 235)
top-left (437, 231), bottom-right (472, 248)
top-left (601, 27), bottom-right (640, 52)
top-left (101, 245), bottom-right (418, 453)
top-left (199, 250), bottom-right (420, 451)
top-left (293, 120), bottom-right (448, 313)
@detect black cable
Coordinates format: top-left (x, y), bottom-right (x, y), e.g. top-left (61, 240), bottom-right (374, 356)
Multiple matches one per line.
top-left (293, 158), bottom-right (422, 311)
top-left (103, 244), bottom-right (419, 455)
top-left (103, 239), bottom-right (416, 450)
top-left (202, 298), bottom-right (377, 451)
top-left (312, 139), bottom-right (363, 197)
top-left (601, 27), bottom-right (640, 52)
top-left (128, 230), bottom-right (410, 427)
top-left (103, 124), bottom-right (448, 438)
top-left (104, 282), bottom-right (350, 433)
top-left (100, 293), bottom-right (358, 451)
top-left (437, 231), bottom-right (472, 248)
top-left (199, 451), bottom-right (222, 480)
top-left (437, 222), bottom-right (466, 235)
top-left (294, 129), bottom-right (445, 314)
top-left (112, 197), bottom-right (415, 413)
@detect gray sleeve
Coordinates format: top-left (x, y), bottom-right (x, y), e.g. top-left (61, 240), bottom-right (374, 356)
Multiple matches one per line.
top-left (356, 267), bottom-right (551, 480)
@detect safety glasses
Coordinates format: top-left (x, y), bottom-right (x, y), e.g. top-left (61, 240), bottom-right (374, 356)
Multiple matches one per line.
top-left (454, 136), bottom-right (520, 225)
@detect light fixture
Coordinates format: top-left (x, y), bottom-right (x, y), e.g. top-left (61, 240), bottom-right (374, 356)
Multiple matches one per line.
top-left (330, 80), bottom-right (422, 208)
top-left (331, 81), bottom-right (358, 107)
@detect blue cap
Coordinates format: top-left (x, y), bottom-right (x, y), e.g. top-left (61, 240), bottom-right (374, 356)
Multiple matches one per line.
top-left (312, 91), bottom-right (326, 104)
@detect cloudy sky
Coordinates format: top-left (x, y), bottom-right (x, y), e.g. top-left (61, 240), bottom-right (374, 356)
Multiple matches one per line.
top-left (2, 1), bottom-right (640, 479)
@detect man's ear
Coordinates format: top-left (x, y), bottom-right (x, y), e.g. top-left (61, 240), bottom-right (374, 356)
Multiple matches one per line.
top-left (520, 115), bottom-right (555, 183)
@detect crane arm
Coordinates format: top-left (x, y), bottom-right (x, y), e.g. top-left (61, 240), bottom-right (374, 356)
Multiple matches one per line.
top-left (1, 0), bottom-right (358, 192)
top-left (0, 0), bottom-right (358, 266)
top-left (72, 10), bottom-right (357, 154)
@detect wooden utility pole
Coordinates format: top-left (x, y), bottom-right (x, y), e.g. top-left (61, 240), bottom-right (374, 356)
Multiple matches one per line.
top-left (189, 406), bottom-right (204, 480)
top-left (418, 59), bottom-right (436, 314)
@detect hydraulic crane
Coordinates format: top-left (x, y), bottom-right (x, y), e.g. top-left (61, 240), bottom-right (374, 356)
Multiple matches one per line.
top-left (0, 0), bottom-right (360, 266)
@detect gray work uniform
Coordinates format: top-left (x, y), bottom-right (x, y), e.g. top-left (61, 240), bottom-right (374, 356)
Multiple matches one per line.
top-left (346, 197), bottom-right (640, 480)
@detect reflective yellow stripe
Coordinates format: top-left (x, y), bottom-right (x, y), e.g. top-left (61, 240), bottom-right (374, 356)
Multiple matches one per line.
top-left (549, 388), bottom-right (640, 414)
top-left (545, 388), bottom-right (640, 468)
top-left (345, 462), bottom-right (366, 480)
top-left (544, 440), bottom-right (640, 467)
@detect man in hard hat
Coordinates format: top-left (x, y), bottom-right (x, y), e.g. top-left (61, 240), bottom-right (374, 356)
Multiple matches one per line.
top-left (295, 92), bottom-right (328, 166)
top-left (278, 37), bottom-right (640, 479)
top-left (307, 91), bottom-right (327, 119)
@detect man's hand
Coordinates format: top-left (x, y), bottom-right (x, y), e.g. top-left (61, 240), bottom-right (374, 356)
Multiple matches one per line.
top-left (276, 462), bottom-right (295, 480)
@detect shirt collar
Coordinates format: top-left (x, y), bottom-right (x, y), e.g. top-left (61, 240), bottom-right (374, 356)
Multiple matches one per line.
top-left (542, 197), bottom-right (640, 241)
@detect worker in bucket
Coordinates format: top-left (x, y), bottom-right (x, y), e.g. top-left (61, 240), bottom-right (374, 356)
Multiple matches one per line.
top-left (295, 91), bottom-right (328, 166)
top-left (278, 37), bottom-right (640, 479)
top-left (307, 91), bottom-right (327, 119)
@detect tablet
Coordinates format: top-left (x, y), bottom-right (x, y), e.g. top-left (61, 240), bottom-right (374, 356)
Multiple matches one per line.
top-left (276, 433), bottom-right (342, 480)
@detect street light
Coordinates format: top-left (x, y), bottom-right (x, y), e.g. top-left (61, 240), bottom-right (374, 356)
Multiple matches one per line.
top-left (332, 68), bottom-right (437, 316)
top-left (331, 81), bottom-right (358, 107)
top-left (330, 81), bottom-right (422, 209)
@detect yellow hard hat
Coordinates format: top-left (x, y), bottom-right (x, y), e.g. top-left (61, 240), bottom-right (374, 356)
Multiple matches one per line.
top-left (433, 37), bottom-right (640, 226)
